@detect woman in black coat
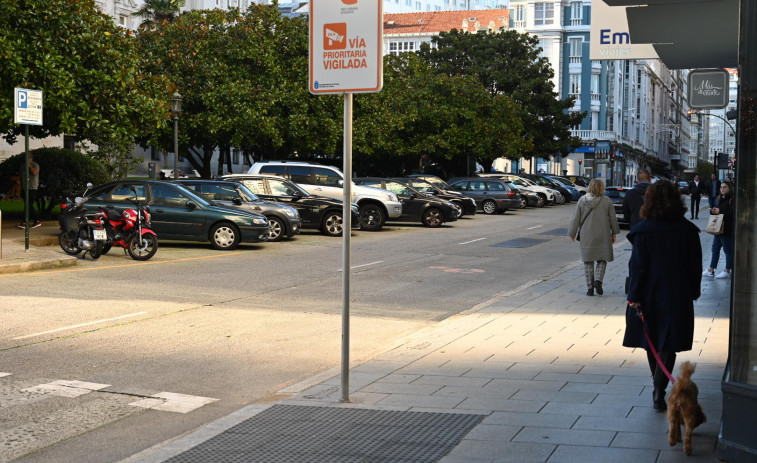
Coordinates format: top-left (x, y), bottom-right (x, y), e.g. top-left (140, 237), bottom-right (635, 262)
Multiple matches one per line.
top-left (702, 181), bottom-right (735, 278)
top-left (623, 181), bottom-right (702, 411)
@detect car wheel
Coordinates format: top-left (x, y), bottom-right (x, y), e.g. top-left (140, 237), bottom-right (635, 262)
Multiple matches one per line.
top-left (210, 222), bottom-right (241, 250)
top-left (321, 211), bottom-right (344, 237)
top-left (453, 201), bottom-right (464, 218)
top-left (266, 216), bottom-right (285, 242)
top-left (482, 199), bottom-right (497, 215)
top-left (519, 197), bottom-right (527, 209)
top-left (359, 204), bottom-right (384, 231)
top-left (422, 208), bottom-right (443, 227)
top-left (536, 195), bottom-right (545, 207)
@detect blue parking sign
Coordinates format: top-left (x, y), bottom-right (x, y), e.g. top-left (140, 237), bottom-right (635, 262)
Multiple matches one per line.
top-left (14, 87), bottom-right (43, 125)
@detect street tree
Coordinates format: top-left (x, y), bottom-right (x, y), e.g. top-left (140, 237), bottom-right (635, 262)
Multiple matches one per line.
top-left (0, 0), bottom-right (169, 171)
top-left (133, 0), bottom-right (185, 28)
top-left (419, 30), bottom-right (584, 167)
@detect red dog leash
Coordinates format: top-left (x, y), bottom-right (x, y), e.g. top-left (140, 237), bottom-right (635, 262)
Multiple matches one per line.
top-left (634, 307), bottom-right (676, 384)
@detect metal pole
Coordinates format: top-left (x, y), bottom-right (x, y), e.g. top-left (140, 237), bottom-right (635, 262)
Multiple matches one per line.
top-left (173, 117), bottom-right (179, 180)
top-left (24, 125), bottom-right (29, 251)
top-left (341, 93), bottom-right (352, 402)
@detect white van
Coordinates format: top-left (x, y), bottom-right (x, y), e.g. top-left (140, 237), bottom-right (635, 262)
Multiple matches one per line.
top-left (248, 161), bottom-right (402, 231)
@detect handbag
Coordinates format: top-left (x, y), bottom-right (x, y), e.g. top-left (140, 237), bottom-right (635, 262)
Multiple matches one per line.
top-left (706, 214), bottom-right (725, 235)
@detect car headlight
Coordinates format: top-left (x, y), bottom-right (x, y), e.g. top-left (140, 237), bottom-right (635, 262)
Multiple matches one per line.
top-left (388, 193), bottom-right (399, 202)
top-left (252, 217), bottom-right (268, 225)
top-left (284, 207), bottom-right (298, 218)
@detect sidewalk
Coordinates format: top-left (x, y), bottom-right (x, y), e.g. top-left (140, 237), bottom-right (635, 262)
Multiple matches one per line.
top-left (0, 220), bottom-right (77, 274)
top-left (122, 223), bottom-right (730, 463)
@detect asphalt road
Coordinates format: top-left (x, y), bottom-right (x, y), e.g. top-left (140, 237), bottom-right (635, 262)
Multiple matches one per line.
top-left (0, 203), bottom-right (597, 463)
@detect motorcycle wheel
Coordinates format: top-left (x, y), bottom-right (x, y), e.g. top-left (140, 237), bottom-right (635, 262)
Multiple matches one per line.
top-left (59, 233), bottom-right (82, 255)
top-left (127, 234), bottom-right (158, 261)
top-left (89, 241), bottom-right (104, 260)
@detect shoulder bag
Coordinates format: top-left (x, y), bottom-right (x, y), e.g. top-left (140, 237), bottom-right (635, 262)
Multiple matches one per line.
top-left (576, 200), bottom-right (600, 241)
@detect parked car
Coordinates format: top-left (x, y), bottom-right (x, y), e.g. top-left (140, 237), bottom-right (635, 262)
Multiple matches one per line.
top-left (518, 174), bottom-right (573, 204)
top-left (447, 177), bottom-right (522, 214)
top-left (353, 178), bottom-right (459, 227)
top-left (553, 175), bottom-right (587, 197)
top-left (506, 182), bottom-right (541, 208)
top-left (604, 186), bottom-right (632, 227)
top-left (248, 161), bottom-right (402, 231)
top-left (545, 175), bottom-right (582, 200)
top-left (85, 180), bottom-right (270, 250)
top-left (406, 174), bottom-right (453, 190)
top-left (678, 181), bottom-right (691, 195)
top-left (476, 173), bottom-right (552, 206)
top-left (394, 177), bottom-right (477, 217)
top-left (174, 180), bottom-right (301, 242)
top-left (220, 174), bottom-right (358, 237)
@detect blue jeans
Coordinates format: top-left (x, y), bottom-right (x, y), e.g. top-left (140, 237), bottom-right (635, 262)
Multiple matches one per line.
top-left (708, 196), bottom-right (717, 208)
top-left (710, 234), bottom-right (734, 270)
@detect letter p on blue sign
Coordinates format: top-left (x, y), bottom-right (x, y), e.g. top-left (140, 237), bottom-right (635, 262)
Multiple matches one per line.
top-left (17, 90), bottom-right (27, 108)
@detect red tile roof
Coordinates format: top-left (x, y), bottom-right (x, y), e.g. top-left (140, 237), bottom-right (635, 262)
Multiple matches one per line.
top-left (384, 9), bottom-right (509, 35)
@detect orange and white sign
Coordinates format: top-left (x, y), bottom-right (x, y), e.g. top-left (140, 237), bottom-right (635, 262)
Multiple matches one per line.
top-left (309, 0), bottom-right (383, 94)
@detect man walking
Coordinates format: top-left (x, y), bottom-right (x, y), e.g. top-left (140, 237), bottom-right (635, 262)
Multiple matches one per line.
top-left (705, 173), bottom-right (721, 209)
top-left (688, 174), bottom-right (704, 219)
top-left (622, 169), bottom-right (652, 229)
top-left (17, 152), bottom-right (41, 229)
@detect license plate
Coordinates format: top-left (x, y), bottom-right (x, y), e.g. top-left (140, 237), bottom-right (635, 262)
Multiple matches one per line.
top-left (93, 229), bottom-right (107, 241)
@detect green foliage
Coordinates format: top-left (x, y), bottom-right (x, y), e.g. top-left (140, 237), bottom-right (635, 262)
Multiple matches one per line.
top-left (419, 30), bottom-right (584, 161)
top-left (0, 148), bottom-right (110, 216)
top-left (0, 0), bottom-right (169, 160)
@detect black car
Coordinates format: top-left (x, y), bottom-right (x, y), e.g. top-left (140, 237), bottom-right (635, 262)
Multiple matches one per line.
top-left (605, 186), bottom-right (632, 227)
top-left (174, 180), bottom-right (302, 242)
top-left (447, 177), bottom-right (522, 214)
top-left (353, 178), bottom-right (459, 227)
top-left (394, 177), bottom-right (477, 217)
top-left (85, 180), bottom-right (270, 250)
top-left (220, 174), bottom-right (358, 237)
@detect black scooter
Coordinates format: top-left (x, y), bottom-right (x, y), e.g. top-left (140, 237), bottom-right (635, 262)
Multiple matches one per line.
top-left (58, 183), bottom-right (107, 259)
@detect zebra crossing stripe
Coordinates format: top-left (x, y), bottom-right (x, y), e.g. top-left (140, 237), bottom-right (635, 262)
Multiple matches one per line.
top-left (22, 380), bottom-right (110, 398)
top-left (129, 391), bottom-right (219, 413)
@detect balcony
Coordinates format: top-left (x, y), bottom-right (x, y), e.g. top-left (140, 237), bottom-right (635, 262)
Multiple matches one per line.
top-left (570, 130), bottom-right (647, 154)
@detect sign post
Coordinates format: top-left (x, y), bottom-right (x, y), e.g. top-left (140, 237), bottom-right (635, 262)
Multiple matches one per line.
top-left (310, 0), bottom-right (383, 402)
top-left (14, 88), bottom-right (43, 251)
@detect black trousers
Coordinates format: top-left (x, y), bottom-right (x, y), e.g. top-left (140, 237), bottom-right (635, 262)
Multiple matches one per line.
top-left (690, 195), bottom-right (701, 217)
top-left (25, 188), bottom-right (39, 222)
top-left (647, 350), bottom-right (676, 391)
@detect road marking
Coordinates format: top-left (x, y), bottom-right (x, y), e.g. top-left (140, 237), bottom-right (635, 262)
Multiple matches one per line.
top-left (13, 312), bottom-right (148, 340)
top-left (459, 238), bottom-right (485, 245)
top-left (428, 266), bottom-right (485, 274)
top-left (130, 391), bottom-right (219, 413)
top-left (526, 225), bottom-right (544, 230)
top-left (23, 380), bottom-right (110, 398)
top-left (338, 261), bottom-right (383, 271)
top-left (0, 372), bottom-right (11, 378)
top-left (0, 252), bottom-right (245, 278)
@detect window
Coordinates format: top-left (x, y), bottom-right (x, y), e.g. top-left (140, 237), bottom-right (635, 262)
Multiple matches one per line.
top-left (270, 179), bottom-right (299, 196)
top-left (406, 0), bottom-right (411, 4)
top-left (150, 147), bottom-right (160, 161)
top-left (570, 74), bottom-right (581, 95)
top-left (110, 183), bottom-right (146, 201)
top-left (241, 179), bottom-right (267, 195)
top-left (415, 1), bottom-right (421, 8)
top-left (150, 184), bottom-right (187, 207)
top-left (259, 165), bottom-right (285, 176)
top-left (534, 2), bottom-right (554, 26)
top-left (232, 149), bottom-right (240, 164)
top-left (288, 166), bottom-right (311, 184)
top-left (388, 41), bottom-right (416, 56)
top-left (314, 167), bottom-right (342, 187)
top-left (591, 74), bottom-right (600, 94)
top-left (570, 2), bottom-right (582, 25)
top-left (569, 38), bottom-right (582, 58)
top-left (538, 38), bottom-right (552, 58)
top-left (486, 181), bottom-right (506, 191)
top-left (512, 4), bottom-right (525, 27)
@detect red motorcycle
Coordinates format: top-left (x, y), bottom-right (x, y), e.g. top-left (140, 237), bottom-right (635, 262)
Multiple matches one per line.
top-left (99, 187), bottom-right (158, 261)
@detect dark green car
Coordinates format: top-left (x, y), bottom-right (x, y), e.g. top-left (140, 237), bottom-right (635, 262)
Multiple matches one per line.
top-left (85, 180), bottom-right (270, 250)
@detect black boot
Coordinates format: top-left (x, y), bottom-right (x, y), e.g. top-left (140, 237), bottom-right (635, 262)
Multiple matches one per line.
top-left (594, 280), bottom-right (603, 295)
top-left (587, 287), bottom-right (594, 296)
top-left (653, 388), bottom-right (667, 411)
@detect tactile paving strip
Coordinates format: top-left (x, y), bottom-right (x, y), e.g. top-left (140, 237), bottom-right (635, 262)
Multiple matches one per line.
top-left (539, 228), bottom-right (570, 236)
top-left (165, 404), bottom-right (485, 463)
top-left (492, 237), bottom-right (549, 248)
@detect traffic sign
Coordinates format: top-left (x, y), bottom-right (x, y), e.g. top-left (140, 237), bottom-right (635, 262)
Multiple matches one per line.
top-left (309, 0), bottom-right (383, 94)
top-left (14, 88), bottom-right (43, 126)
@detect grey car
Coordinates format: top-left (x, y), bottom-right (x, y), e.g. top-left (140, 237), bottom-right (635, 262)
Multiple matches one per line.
top-left (447, 178), bottom-right (522, 214)
top-left (175, 180), bottom-right (302, 242)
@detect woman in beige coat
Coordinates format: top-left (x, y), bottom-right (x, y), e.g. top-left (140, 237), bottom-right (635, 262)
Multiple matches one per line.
top-left (569, 179), bottom-right (620, 296)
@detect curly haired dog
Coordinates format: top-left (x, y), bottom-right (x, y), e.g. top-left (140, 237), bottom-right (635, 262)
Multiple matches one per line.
top-left (667, 361), bottom-right (707, 455)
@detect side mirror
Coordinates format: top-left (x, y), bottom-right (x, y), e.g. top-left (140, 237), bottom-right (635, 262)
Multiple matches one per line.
top-left (338, 179), bottom-right (344, 188)
top-left (233, 197), bottom-right (243, 205)
top-left (186, 201), bottom-right (197, 209)
top-left (86, 182), bottom-right (93, 188)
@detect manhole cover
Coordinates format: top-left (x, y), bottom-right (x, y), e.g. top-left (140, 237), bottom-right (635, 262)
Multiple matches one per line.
top-left (539, 228), bottom-right (569, 236)
top-left (165, 404), bottom-right (484, 463)
top-left (492, 238), bottom-right (549, 248)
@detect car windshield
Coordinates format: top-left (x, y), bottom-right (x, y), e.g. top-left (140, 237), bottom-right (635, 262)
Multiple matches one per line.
top-left (550, 177), bottom-right (574, 187)
top-left (604, 189), bottom-right (627, 199)
top-left (153, 183), bottom-right (211, 207)
top-left (415, 176), bottom-right (450, 190)
top-left (405, 179), bottom-right (438, 194)
top-left (268, 178), bottom-right (309, 197)
top-left (383, 181), bottom-right (416, 197)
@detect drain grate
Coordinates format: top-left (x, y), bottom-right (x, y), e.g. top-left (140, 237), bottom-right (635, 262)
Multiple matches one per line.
top-left (165, 404), bottom-right (484, 463)
top-left (539, 228), bottom-right (569, 236)
top-left (492, 238), bottom-right (549, 248)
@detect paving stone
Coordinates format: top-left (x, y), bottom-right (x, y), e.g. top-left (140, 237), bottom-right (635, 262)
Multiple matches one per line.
top-left (514, 426), bottom-right (616, 446)
top-left (546, 444), bottom-right (660, 463)
top-left (483, 411), bottom-right (578, 429)
top-left (509, 389), bottom-right (597, 404)
top-left (446, 440), bottom-right (556, 462)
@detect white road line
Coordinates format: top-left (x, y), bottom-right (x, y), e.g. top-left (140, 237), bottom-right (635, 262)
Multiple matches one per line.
top-left (0, 373), bottom-right (11, 378)
top-left (130, 392), bottom-right (219, 413)
top-left (338, 261), bottom-right (384, 271)
top-left (526, 225), bottom-right (544, 230)
top-left (23, 380), bottom-right (110, 398)
top-left (13, 312), bottom-right (148, 340)
top-left (459, 238), bottom-right (486, 245)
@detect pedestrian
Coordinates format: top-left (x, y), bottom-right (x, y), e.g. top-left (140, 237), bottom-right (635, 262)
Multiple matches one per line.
top-left (704, 173), bottom-right (721, 209)
top-left (623, 180), bottom-right (701, 411)
top-left (702, 181), bottom-right (735, 279)
top-left (569, 178), bottom-right (620, 296)
top-left (17, 152), bottom-right (41, 229)
top-left (622, 169), bottom-right (652, 229)
top-left (688, 174), bottom-right (704, 219)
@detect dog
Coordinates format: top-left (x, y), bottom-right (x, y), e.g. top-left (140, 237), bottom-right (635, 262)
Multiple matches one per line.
top-left (667, 361), bottom-right (707, 455)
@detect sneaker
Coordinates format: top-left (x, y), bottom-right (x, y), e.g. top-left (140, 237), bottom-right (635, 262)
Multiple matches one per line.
top-left (31, 221), bottom-right (42, 228)
top-left (702, 269), bottom-right (715, 277)
top-left (16, 223), bottom-right (25, 229)
top-left (715, 271), bottom-right (731, 279)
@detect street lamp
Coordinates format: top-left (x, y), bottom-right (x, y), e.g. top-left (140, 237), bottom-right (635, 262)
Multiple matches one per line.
top-left (171, 91), bottom-right (183, 180)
